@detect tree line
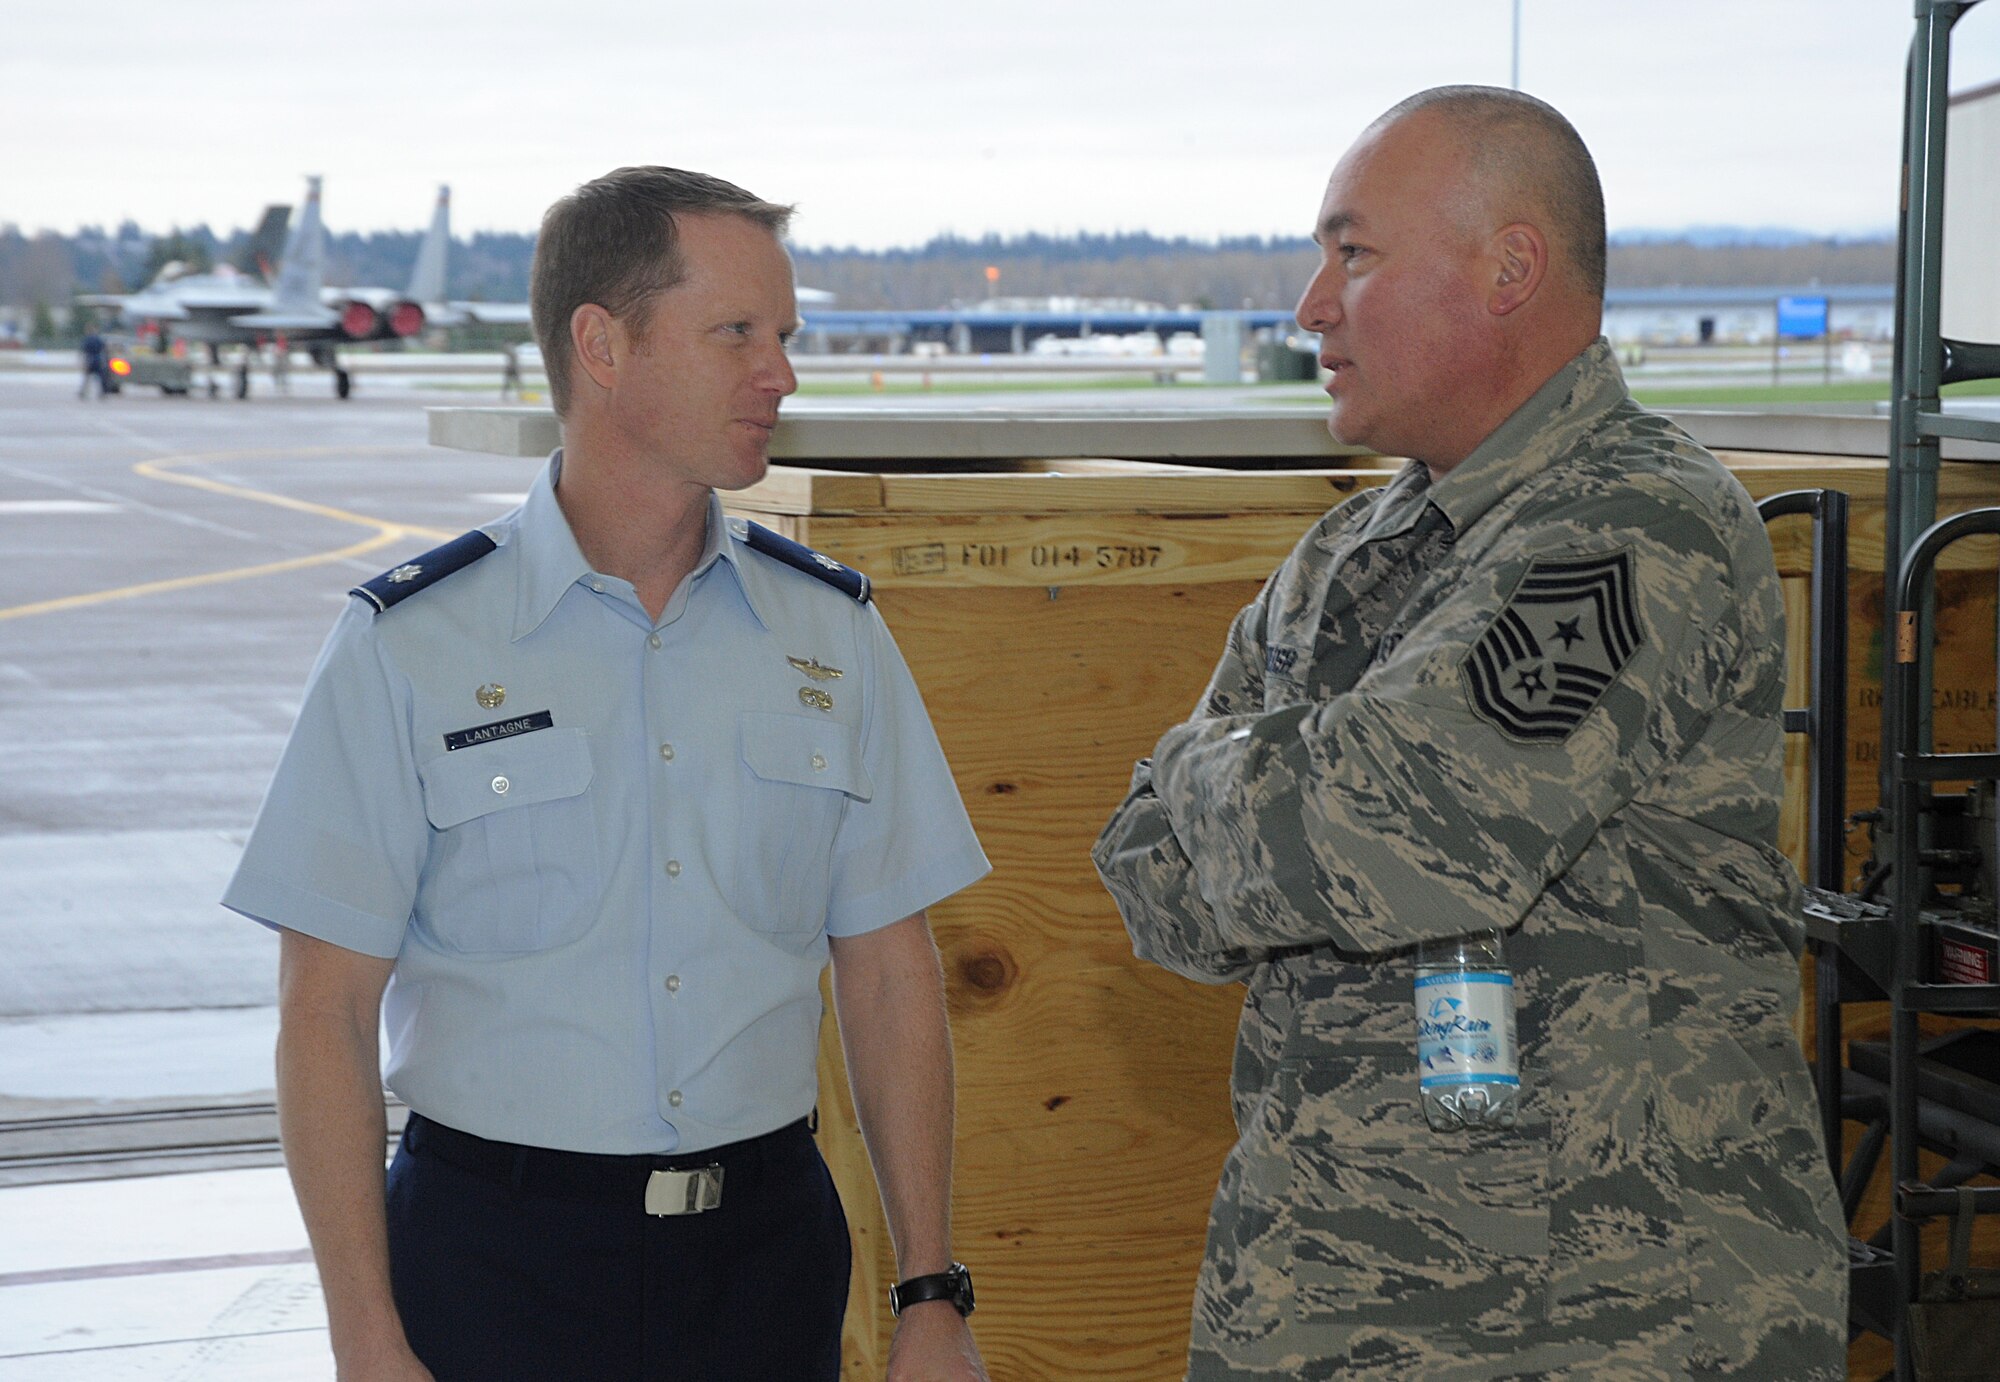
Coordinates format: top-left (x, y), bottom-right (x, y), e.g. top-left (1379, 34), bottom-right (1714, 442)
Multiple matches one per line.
top-left (3, 221), bottom-right (1895, 344)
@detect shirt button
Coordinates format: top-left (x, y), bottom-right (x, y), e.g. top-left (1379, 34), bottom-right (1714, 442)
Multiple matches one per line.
top-left (668, 1090), bottom-right (684, 1108)
top-left (648, 633), bottom-right (662, 650)
top-left (659, 743), bottom-right (675, 762)
top-left (590, 580), bottom-right (606, 593)
top-left (810, 753), bottom-right (827, 772)
top-left (491, 776), bottom-right (510, 795)
top-left (664, 859), bottom-right (682, 879)
top-left (664, 974), bottom-right (681, 994)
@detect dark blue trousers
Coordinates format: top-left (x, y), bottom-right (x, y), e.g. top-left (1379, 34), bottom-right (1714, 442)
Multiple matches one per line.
top-left (386, 1113), bottom-right (849, 1381)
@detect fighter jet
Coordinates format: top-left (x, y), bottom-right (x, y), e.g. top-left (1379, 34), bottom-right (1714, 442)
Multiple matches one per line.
top-left (399, 186), bottom-right (532, 329)
top-left (88, 181), bottom-right (834, 398)
top-left (82, 177), bottom-right (434, 398)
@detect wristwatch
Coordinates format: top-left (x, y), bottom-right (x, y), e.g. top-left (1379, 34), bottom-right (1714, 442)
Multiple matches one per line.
top-left (889, 1262), bottom-right (975, 1318)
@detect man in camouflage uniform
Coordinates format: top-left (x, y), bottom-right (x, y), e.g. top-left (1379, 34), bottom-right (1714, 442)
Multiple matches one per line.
top-left (1093, 87), bottom-right (1848, 1379)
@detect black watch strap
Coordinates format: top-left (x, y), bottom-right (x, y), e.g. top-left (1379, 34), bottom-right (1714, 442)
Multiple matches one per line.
top-left (889, 1262), bottom-right (974, 1317)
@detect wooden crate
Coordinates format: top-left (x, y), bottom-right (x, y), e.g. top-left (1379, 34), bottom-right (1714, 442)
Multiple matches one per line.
top-left (720, 453), bottom-right (1997, 1380)
top-left (739, 461), bottom-right (1387, 1380)
top-left (426, 405), bottom-right (1995, 1378)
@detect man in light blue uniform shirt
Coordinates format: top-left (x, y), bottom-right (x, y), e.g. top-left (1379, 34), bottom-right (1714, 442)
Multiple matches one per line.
top-left (225, 168), bottom-right (992, 1382)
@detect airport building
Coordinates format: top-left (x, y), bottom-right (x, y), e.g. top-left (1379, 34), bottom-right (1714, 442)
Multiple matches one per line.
top-left (1944, 77), bottom-right (2000, 344)
top-left (1597, 284), bottom-right (1895, 346)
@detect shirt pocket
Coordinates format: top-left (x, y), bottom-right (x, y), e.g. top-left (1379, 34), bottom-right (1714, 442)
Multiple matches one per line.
top-left (731, 711), bottom-right (873, 935)
top-left (415, 727), bottom-right (601, 954)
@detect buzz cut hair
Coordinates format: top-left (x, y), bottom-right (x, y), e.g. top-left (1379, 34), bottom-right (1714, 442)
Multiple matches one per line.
top-left (530, 166), bottom-right (794, 416)
top-left (1373, 85), bottom-right (1607, 301)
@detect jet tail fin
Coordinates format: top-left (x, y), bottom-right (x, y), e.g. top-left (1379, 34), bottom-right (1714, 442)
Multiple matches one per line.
top-left (268, 176), bottom-right (328, 312)
top-left (236, 204), bottom-right (293, 282)
top-left (406, 185), bottom-right (450, 303)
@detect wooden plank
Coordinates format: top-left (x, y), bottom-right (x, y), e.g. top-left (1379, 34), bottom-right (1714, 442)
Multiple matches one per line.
top-left (729, 467), bottom-right (1395, 516)
top-left (1718, 450), bottom-right (2000, 498)
top-left (730, 451), bottom-right (1983, 522)
top-left (425, 406), bottom-right (560, 459)
top-left (807, 511), bottom-right (1326, 588)
top-left (762, 410), bottom-right (1376, 462)
top-left (723, 467), bottom-right (885, 516)
top-left (868, 469), bottom-right (1389, 515)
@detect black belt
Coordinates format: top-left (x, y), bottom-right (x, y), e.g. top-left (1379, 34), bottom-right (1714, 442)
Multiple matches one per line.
top-left (401, 1112), bottom-right (810, 1216)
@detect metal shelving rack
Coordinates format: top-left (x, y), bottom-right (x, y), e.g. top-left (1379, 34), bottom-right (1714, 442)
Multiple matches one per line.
top-left (1876, 4), bottom-right (2000, 1375)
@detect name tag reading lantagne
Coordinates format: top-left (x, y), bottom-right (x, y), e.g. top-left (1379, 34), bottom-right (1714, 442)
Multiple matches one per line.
top-left (444, 711), bottom-right (554, 752)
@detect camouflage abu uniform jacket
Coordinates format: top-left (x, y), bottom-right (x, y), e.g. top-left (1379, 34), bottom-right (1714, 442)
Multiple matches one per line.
top-left (1093, 341), bottom-right (1847, 1380)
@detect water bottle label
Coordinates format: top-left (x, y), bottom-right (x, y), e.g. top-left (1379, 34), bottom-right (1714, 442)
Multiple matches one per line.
top-left (1415, 971), bottom-right (1518, 1092)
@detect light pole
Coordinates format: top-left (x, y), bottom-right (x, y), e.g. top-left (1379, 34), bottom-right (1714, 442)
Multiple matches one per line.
top-left (1511, 0), bottom-right (1521, 89)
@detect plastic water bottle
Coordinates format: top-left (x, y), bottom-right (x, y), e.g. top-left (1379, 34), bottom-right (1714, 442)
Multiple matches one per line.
top-left (1414, 928), bottom-right (1519, 1131)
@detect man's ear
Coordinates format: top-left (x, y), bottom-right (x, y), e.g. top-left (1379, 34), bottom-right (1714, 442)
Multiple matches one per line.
top-left (570, 304), bottom-right (619, 393)
top-left (1488, 223), bottom-right (1548, 317)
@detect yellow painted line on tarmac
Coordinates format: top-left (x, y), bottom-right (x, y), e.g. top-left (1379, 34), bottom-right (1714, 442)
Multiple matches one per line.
top-left (0, 531), bottom-right (415, 623)
top-left (132, 447), bottom-right (453, 533)
top-left (0, 447), bottom-right (455, 624)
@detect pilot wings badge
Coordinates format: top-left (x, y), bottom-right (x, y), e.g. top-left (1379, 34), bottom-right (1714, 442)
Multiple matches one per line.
top-left (786, 656), bottom-right (844, 682)
top-left (1460, 550), bottom-right (1643, 743)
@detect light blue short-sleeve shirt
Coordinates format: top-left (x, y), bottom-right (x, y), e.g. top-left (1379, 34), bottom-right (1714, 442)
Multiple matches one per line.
top-left (224, 455), bottom-right (989, 1154)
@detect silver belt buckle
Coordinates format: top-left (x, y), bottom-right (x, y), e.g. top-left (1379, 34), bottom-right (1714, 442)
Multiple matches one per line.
top-left (644, 1164), bottom-right (724, 1216)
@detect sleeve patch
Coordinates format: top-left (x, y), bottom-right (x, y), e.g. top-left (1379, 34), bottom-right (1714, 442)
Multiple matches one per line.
top-left (1460, 549), bottom-right (1643, 742)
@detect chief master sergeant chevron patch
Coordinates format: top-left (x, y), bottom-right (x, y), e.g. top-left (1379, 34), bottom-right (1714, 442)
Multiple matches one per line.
top-left (1461, 548), bottom-right (1643, 741)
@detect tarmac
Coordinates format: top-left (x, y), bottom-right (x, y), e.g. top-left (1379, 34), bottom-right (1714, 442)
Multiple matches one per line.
top-left (0, 369), bottom-right (553, 1376)
top-left (0, 361), bottom-right (1326, 1377)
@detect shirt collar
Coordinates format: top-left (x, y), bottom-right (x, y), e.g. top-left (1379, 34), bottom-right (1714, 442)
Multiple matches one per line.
top-left (511, 453), bottom-right (770, 639)
top-left (511, 451), bottom-right (592, 641)
top-left (1426, 337), bottom-right (1628, 534)
top-left (713, 503), bottom-right (777, 631)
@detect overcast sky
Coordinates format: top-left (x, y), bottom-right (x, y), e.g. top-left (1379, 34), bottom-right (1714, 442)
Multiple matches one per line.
top-left (7, 1), bottom-right (1999, 248)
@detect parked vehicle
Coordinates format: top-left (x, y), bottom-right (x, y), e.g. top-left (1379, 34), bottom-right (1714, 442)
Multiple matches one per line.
top-left (103, 336), bottom-right (202, 396)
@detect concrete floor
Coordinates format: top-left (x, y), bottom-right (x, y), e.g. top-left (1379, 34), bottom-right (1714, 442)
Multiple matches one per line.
top-left (0, 1168), bottom-right (329, 1379)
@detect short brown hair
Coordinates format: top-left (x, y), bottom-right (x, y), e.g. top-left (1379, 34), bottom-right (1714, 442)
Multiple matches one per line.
top-left (530, 167), bottom-right (793, 415)
top-left (1373, 86), bottom-right (1607, 300)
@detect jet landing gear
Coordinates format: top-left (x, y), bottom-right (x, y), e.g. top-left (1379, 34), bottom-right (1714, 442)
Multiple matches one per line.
top-left (310, 345), bottom-right (352, 399)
